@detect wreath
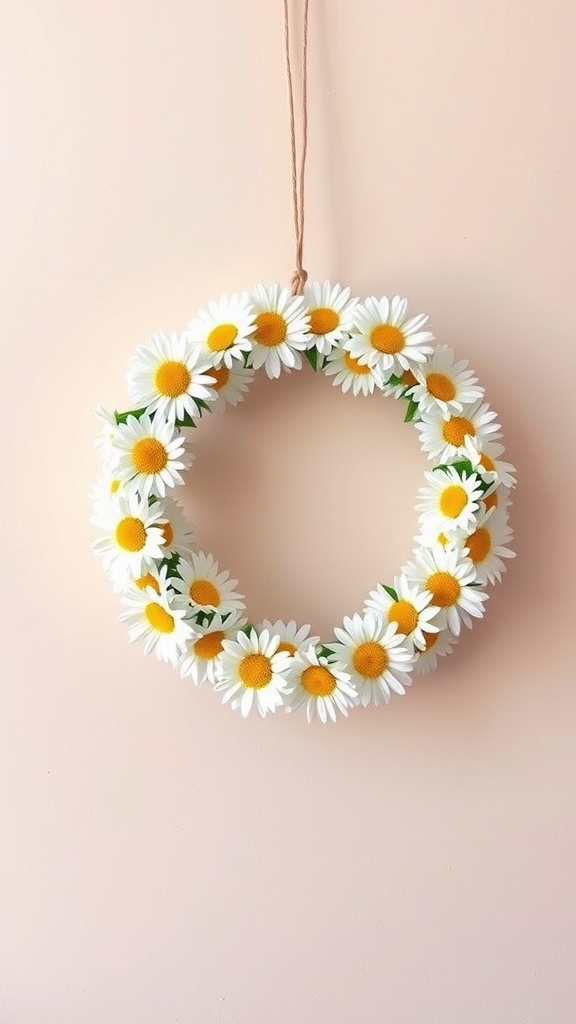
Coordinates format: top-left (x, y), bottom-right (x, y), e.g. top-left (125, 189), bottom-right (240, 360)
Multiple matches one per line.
top-left (91, 282), bottom-right (515, 722)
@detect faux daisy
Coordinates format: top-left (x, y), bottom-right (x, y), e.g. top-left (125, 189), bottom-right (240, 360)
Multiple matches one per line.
top-left (346, 295), bottom-right (434, 383)
top-left (259, 619), bottom-right (320, 659)
top-left (403, 544), bottom-right (487, 637)
top-left (458, 508), bottom-right (515, 586)
top-left (154, 496), bottom-right (194, 559)
top-left (415, 401), bottom-right (501, 463)
top-left (286, 648), bottom-right (358, 723)
top-left (303, 280), bottom-right (358, 355)
top-left (110, 413), bottom-right (190, 500)
top-left (249, 283), bottom-right (310, 378)
top-left (364, 574), bottom-right (440, 652)
top-left (214, 627), bottom-right (292, 718)
top-left (416, 466), bottom-right (484, 536)
top-left (187, 292), bottom-right (255, 367)
top-left (464, 436), bottom-right (517, 491)
top-left (324, 342), bottom-right (384, 396)
top-left (413, 628), bottom-right (456, 676)
top-left (171, 551), bottom-right (245, 616)
top-left (91, 491), bottom-right (167, 581)
top-left (410, 344), bottom-right (484, 415)
top-left (180, 611), bottom-right (247, 686)
top-left (120, 580), bottom-right (195, 667)
top-left (331, 612), bottom-right (414, 707)
top-left (206, 361), bottom-right (254, 413)
top-left (126, 330), bottom-right (216, 424)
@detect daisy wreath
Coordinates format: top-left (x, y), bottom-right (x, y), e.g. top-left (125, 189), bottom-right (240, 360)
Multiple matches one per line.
top-left (91, 283), bottom-right (516, 722)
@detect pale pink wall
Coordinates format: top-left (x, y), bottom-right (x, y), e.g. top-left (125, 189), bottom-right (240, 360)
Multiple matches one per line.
top-left (1, 1), bottom-right (575, 1021)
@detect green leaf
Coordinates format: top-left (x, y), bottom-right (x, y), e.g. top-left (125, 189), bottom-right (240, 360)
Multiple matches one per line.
top-left (381, 585), bottom-right (398, 601)
top-left (404, 397), bottom-right (419, 422)
top-left (114, 406), bottom-right (148, 425)
top-left (318, 645), bottom-right (335, 659)
top-left (305, 347), bottom-right (318, 371)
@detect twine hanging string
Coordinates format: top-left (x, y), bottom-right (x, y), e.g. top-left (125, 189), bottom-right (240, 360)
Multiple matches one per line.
top-left (283, 0), bottom-right (310, 295)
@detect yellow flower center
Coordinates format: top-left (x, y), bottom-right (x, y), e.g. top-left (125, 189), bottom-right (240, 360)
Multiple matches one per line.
top-left (402, 369), bottom-right (417, 386)
top-left (145, 602), bottom-right (175, 633)
top-left (480, 452), bottom-right (496, 472)
top-left (370, 324), bottom-right (404, 354)
top-left (254, 311), bottom-right (287, 347)
top-left (115, 516), bottom-right (146, 552)
top-left (135, 573), bottom-right (160, 593)
top-left (426, 571), bottom-right (460, 608)
top-left (309, 307), bottom-right (339, 334)
top-left (442, 416), bottom-right (475, 447)
top-left (438, 532), bottom-right (448, 547)
top-left (353, 641), bottom-right (388, 678)
top-left (160, 521), bottom-right (174, 545)
top-left (422, 631), bottom-right (438, 651)
top-left (466, 527), bottom-right (492, 564)
top-left (189, 579), bottom-right (220, 607)
top-left (388, 600), bottom-right (418, 635)
top-left (344, 351), bottom-right (371, 374)
top-left (131, 437), bottom-right (168, 475)
top-left (484, 491), bottom-right (499, 511)
top-left (155, 360), bottom-right (191, 398)
top-left (110, 479), bottom-right (121, 493)
top-left (439, 484), bottom-right (468, 519)
top-left (209, 364), bottom-right (230, 391)
top-left (277, 640), bottom-right (298, 656)
top-left (207, 324), bottom-right (238, 352)
top-left (301, 665), bottom-right (337, 697)
top-left (239, 653), bottom-right (273, 689)
top-left (427, 372), bottom-right (456, 402)
top-left (194, 630), bottom-right (225, 659)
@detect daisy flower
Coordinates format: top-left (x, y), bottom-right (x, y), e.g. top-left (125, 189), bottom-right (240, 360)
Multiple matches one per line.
top-left (187, 292), bottom-right (256, 367)
top-left (249, 283), bottom-right (310, 378)
top-left (303, 281), bottom-right (358, 355)
top-left (110, 413), bottom-right (190, 500)
top-left (364, 574), bottom-right (440, 652)
top-left (403, 544), bottom-right (487, 637)
top-left (214, 627), bottom-right (292, 718)
top-left (415, 401), bottom-right (501, 463)
top-left (180, 611), bottom-right (247, 686)
top-left (464, 436), bottom-right (517, 490)
top-left (93, 406), bottom-right (121, 472)
top-left (91, 491), bottom-right (167, 582)
top-left (413, 628), bottom-right (457, 676)
top-left (382, 368), bottom-right (419, 399)
top-left (416, 466), bottom-right (484, 536)
top-left (89, 475), bottom-right (123, 514)
top-left (154, 496), bottom-right (194, 559)
top-left (482, 484), bottom-right (512, 516)
top-left (331, 612), bottom-right (414, 707)
top-left (346, 295), bottom-right (434, 383)
top-left (171, 551), bottom-right (245, 616)
top-left (286, 648), bottom-right (358, 723)
top-left (410, 345), bottom-right (484, 415)
top-left (125, 330), bottom-right (216, 424)
top-left (205, 361), bottom-right (254, 413)
top-left (324, 343), bottom-right (384, 396)
top-left (120, 583), bottom-right (194, 668)
top-left (259, 620), bottom-right (320, 659)
top-left (457, 508), bottom-right (515, 586)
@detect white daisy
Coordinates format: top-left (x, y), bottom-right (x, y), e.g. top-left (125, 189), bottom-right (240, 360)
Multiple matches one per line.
top-left (364, 574), bottom-right (440, 652)
top-left (187, 292), bottom-right (256, 367)
top-left (346, 295), bottom-right (434, 383)
top-left (286, 647), bottom-right (358, 723)
top-left (153, 497), bottom-right (194, 559)
top-left (93, 406), bottom-right (121, 472)
top-left (171, 551), bottom-right (245, 616)
top-left (416, 466), bottom-right (484, 536)
top-left (464, 436), bottom-right (517, 490)
top-left (482, 483), bottom-right (512, 517)
top-left (323, 343), bottom-right (384, 396)
top-left (89, 475), bottom-right (123, 514)
top-left (126, 330), bottom-right (216, 424)
top-left (110, 413), bottom-right (190, 500)
top-left (331, 612), bottom-right (414, 707)
top-left (415, 401), bottom-right (501, 463)
top-left (249, 283), bottom-right (310, 378)
top-left (382, 368), bottom-right (419, 399)
top-left (120, 580), bottom-right (195, 667)
top-left (457, 508), bottom-right (515, 586)
top-left (91, 491), bottom-right (167, 581)
top-left (180, 611), bottom-right (247, 686)
top-left (413, 628), bottom-right (457, 676)
top-left (403, 544), bottom-right (487, 637)
top-left (214, 627), bottom-right (292, 718)
top-left (259, 620), bottom-right (320, 659)
top-left (410, 345), bottom-right (484, 415)
top-left (206, 361), bottom-right (254, 413)
top-left (303, 281), bottom-right (358, 355)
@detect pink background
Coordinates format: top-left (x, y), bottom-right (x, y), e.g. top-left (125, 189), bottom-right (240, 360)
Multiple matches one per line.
top-left (1, 1), bottom-right (575, 1021)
